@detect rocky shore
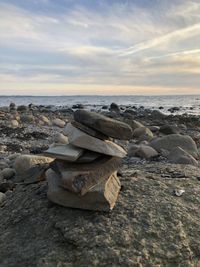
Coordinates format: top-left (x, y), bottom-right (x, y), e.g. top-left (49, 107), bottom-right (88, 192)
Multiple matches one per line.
top-left (1, 102), bottom-right (200, 266)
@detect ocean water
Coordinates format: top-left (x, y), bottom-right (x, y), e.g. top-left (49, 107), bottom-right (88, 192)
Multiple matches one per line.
top-left (0, 95), bottom-right (200, 115)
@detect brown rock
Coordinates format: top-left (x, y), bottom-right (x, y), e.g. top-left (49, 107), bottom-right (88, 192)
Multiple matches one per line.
top-left (71, 121), bottom-right (109, 140)
top-left (64, 123), bottom-right (127, 158)
top-left (50, 155), bottom-right (121, 195)
top-left (74, 109), bottom-right (132, 140)
top-left (47, 169), bottom-right (121, 211)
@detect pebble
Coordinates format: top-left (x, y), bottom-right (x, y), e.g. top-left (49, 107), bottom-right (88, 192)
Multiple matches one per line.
top-left (52, 118), bottom-right (66, 128)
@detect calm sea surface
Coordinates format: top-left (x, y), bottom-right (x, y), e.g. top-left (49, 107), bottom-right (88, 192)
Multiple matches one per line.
top-left (0, 95), bottom-right (200, 115)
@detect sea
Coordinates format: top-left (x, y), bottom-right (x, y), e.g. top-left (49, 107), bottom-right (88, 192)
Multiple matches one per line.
top-left (0, 95), bottom-right (200, 115)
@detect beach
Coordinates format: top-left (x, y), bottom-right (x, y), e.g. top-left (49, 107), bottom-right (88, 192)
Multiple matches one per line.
top-left (0, 101), bottom-right (200, 266)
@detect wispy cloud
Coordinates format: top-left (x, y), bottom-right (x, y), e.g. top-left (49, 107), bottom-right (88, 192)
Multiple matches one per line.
top-left (0, 0), bottom-right (200, 94)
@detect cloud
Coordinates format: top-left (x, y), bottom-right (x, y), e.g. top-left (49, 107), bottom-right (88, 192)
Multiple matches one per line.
top-left (0, 0), bottom-right (200, 94)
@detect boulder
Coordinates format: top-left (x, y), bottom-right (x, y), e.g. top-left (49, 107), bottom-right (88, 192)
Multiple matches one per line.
top-left (47, 169), bottom-right (121, 211)
top-left (160, 125), bottom-right (179, 135)
top-left (150, 134), bottom-right (198, 159)
top-left (133, 127), bottom-right (153, 141)
top-left (64, 123), bottom-right (127, 158)
top-left (127, 144), bottom-right (139, 157)
top-left (43, 144), bottom-right (84, 162)
top-left (135, 145), bottom-right (159, 159)
top-left (51, 156), bottom-right (121, 195)
top-left (167, 147), bottom-right (198, 166)
top-left (14, 155), bottom-right (53, 175)
top-left (74, 110), bottom-right (132, 140)
top-left (110, 103), bottom-right (120, 113)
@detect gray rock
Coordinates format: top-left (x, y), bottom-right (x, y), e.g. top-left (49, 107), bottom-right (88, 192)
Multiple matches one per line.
top-left (47, 169), bottom-right (121, 211)
top-left (71, 120), bottom-right (109, 140)
top-left (74, 109), bottom-right (132, 140)
top-left (51, 156), bottom-right (121, 195)
top-left (20, 114), bottom-right (35, 123)
top-left (110, 103), bottom-right (120, 113)
top-left (14, 155), bottom-right (53, 175)
top-left (0, 168), bottom-right (15, 179)
top-left (150, 134), bottom-right (198, 159)
top-left (43, 144), bottom-right (84, 162)
top-left (135, 145), bottom-right (159, 159)
top-left (64, 123), bottom-right (127, 158)
top-left (127, 144), bottom-right (139, 157)
top-left (167, 147), bottom-right (198, 166)
top-left (133, 127), bottom-right (154, 141)
top-left (160, 125), bottom-right (179, 135)
top-left (17, 105), bottom-right (28, 112)
top-left (149, 126), bottom-right (160, 132)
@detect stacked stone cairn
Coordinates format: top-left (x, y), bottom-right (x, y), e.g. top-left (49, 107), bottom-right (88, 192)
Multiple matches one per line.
top-left (45, 109), bottom-right (132, 211)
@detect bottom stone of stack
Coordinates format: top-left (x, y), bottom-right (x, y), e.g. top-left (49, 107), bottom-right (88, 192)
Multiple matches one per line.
top-left (46, 169), bottom-right (121, 211)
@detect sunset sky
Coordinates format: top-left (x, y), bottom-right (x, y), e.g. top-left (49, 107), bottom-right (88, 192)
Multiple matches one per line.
top-left (0, 0), bottom-right (200, 95)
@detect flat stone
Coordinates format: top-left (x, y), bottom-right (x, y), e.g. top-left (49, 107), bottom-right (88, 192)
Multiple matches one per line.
top-left (43, 144), bottom-right (83, 161)
top-left (47, 169), bottom-right (121, 211)
top-left (74, 109), bottom-right (132, 140)
top-left (64, 123), bottom-right (127, 158)
top-left (50, 155), bottom-right (121, 195)
top-left (150, 134), bottom-right (198, 159)
top-left (71, 121), bottom-right (109, 140)
top-left (76, 150), bottom-right (101, 163)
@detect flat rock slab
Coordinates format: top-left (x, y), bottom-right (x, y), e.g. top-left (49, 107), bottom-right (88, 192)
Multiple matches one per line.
top-left (50, 155), bottom-right (121, 195)
top-left (76, 150), bottom-right (101, 163)
top-left (47, 169), bottom-right (121, 211)
top-left (64, 123), bottom-right (127, 158)
top-left (71, 121), bottom-right (109, 140)
top-left (43, 144), bottom-right (84, 161)
top-left (74, 109), bottom-right (133, 140)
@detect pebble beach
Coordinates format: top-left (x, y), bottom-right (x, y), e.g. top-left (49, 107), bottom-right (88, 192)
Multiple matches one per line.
top-left (1, 101), bottom-right (200, 266)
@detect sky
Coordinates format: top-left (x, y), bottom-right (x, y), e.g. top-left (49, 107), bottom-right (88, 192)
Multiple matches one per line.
top-left (0, 0), bottom-right (200, 95)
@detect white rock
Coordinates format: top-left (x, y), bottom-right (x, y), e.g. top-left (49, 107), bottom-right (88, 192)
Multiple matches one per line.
top-left (64, 123), bottom-right (127, 158)
top-left (10, 119), bottom-right (19, 128)
top-left (54, 133), bottom-right (69, 144)
top-left (52, 118), bottom-right (66, 128)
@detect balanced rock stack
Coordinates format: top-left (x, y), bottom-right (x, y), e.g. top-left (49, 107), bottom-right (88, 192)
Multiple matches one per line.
top-left (45, 109), bottom-right (132, 211)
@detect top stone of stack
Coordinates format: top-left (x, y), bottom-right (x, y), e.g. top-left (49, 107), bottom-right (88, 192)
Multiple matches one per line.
top-left (74, 109), bottom-right (133, 140)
